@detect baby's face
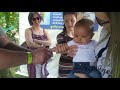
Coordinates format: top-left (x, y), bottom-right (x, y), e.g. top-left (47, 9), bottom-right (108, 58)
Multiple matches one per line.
top-left (73, 26), bottom-right (93, 45)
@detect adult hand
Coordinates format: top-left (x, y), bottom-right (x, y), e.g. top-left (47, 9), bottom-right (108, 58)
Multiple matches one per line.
top-left (32, 47), bottom-right (53, 64)
top-left (33, 39), bottom-right (42, 46)
top-left (55, 43), bottom-right (69, 54)
top-left (33, 39), bottom-right (38, 42)
top-left (33, 39), bottom-right (40, 43)
top-left (67, 45), bottom-right (78, 57)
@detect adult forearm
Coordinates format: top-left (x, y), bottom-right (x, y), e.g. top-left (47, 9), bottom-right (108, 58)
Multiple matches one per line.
top-left (95, 12), bottom-right (111, 32)
top-left (40, 41), bottom-right (51, 46)
top-left (28, 42), bottom-right (41, 49)
top-left (34, 39), bottom-right (51, 46)
top-left (0, 48), bottom-right (28, 70)
top-left (53, 43), bottom-right (69, 54)
top-left (4, 42), bottom-right (30, 52)
top-left (95, 12), bottom-right (109, 21)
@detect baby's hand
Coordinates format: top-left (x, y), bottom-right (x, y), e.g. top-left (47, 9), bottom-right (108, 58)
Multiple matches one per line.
top-left (67, 45), bottom-right (78, 57)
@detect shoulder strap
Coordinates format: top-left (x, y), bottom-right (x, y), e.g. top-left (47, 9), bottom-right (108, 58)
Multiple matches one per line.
top-left (43, 29), bottom-right (46, 36)
top-left (29, 28), bottom-right (33, 34)
top-left (57, 32), bottom-right (65, 44)
top-left (61, 32), bottom-right (71, 43)
top-left (64, 34), bottom-right (68, 43)
top-left (97, 36), bottom-right (110, 59)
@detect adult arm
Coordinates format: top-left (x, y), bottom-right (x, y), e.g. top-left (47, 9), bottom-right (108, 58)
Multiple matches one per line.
top-left (95, 12), bottom-right (111, 32)
top-left (0, 48), bottom-right (28, 70)
top-left (0, 47), bottom-right (53, 70)
top-left (33, 30), bottom-right (52, 46)
top-left (25, 28), bottom-right (41, 49)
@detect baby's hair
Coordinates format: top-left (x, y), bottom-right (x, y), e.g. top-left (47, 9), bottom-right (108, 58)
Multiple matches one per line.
top-left (75, 19), bottom-right (94, 32)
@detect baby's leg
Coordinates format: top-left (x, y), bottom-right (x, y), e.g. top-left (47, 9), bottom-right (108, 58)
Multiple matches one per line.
top-left (88, 67), bottom-right (102, 78)
top-left (67, 70), bottom-right (79, 78)
top-left (73, 62), bottom-right (89, 78)
top-left (74, 73), bottom-right (89, 78)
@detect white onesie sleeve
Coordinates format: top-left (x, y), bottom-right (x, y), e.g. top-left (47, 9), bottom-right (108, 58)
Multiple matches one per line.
top-left (67, 40), bottom-right (75, 47)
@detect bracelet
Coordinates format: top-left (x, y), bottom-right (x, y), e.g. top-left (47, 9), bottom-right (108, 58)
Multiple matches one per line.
top-left (27, 52), bottom-right (32, 64)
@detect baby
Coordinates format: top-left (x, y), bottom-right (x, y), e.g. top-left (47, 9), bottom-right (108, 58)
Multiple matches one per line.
top-left (51, 19), bottom-right (102, 78)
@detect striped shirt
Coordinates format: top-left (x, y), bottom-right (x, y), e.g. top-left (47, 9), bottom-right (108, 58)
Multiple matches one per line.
top-left (57, 32), bottom-right (73, 78)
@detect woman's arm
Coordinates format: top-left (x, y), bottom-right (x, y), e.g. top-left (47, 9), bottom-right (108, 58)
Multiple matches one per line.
top-left (95, 12), bottom-right (109, 21)
top-left (25, 28), bottom-right (41, 49)
top-left (33, 30), bottom-right (52, 46)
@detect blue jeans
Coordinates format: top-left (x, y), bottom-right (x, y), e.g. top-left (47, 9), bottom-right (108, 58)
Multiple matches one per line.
top-left (67, 62), bottom-right (102, 78)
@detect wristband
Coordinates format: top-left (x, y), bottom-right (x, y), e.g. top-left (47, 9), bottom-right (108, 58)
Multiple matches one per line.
top-left (27, 52), bottom-right (32, 64)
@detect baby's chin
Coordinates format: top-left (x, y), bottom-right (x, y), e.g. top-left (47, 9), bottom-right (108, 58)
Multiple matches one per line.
top-left (79, 42), bottom-right (91, 45)
top-left (74, 40), bottom-right (90, 45)
top-left (73, 40), bottom-right (81, 44)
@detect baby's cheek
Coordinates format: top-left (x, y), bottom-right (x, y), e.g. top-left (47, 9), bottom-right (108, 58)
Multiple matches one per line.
top-left (73, 38), bottom-right (78, 43)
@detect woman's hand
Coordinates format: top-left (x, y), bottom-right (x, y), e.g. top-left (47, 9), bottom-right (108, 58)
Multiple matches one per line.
top-left (33, 39), bottom-right (39, 43)
top-left (33, 39), bottom-right (42, 45)
top-left (67, 45), bottom-right (78, 57)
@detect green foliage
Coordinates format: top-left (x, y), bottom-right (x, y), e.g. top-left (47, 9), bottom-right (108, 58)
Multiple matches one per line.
top-left (0, 12), bottom-right (19, 30)
top-left (0, 12), bottom-right (19, 44)
top-left (0, 68), bottom-right (19, 78)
